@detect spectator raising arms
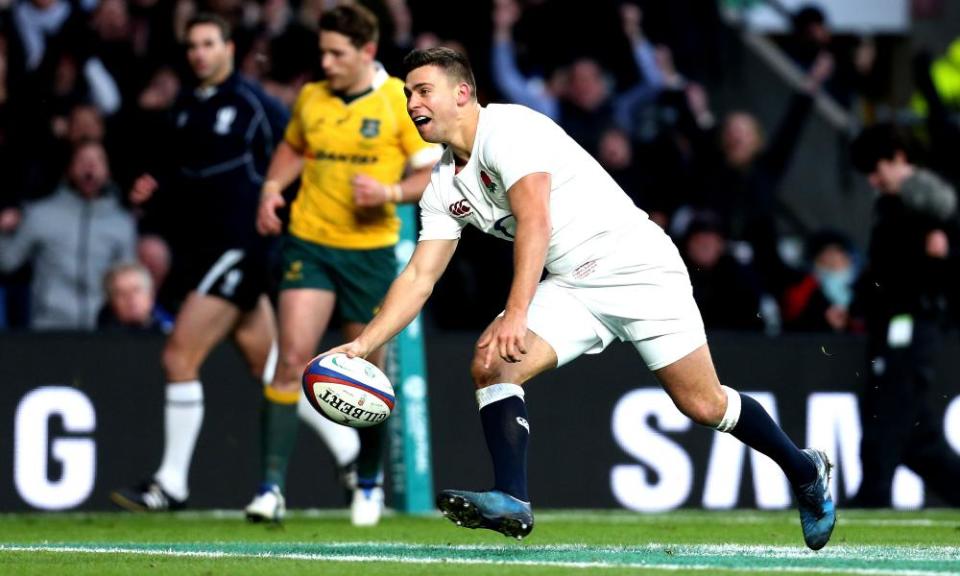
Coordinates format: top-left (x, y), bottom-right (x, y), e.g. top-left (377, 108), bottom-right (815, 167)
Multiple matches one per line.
top-left (0, 140), bottom-right (136, 330)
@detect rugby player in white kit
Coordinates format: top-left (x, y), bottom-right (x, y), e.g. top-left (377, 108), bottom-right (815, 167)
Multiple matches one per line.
top-left (326, 47), bottom-right (836, 549)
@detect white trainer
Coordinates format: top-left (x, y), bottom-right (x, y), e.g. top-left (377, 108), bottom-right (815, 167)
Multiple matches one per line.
top-left (351, 486), bottom-right (384, 527)
top-left (245, 484), bottom-right (286, 523)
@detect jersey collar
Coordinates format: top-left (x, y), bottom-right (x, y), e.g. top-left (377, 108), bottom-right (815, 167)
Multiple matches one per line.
top-left (332, 62), bottom-right (389, 104)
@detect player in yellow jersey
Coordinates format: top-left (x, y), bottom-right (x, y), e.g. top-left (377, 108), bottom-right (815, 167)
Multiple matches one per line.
top-left (248, 4), bottom-right (440, 525)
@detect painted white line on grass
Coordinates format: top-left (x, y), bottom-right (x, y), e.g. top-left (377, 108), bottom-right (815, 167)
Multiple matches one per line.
top-left (3, 509), bottom-right (956, 529)
top-left (0, 544), bottom-right (956, 576)
top-left (312, 541), bottom-right (960, 561)
top-left (535, 512), bottom-right (960, 528)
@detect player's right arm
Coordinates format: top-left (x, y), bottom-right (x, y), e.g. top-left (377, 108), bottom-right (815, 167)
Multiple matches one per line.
top-left (328, 238), bottom-right (459, 359)
top-left (256, 140), bottom-right (305, 235)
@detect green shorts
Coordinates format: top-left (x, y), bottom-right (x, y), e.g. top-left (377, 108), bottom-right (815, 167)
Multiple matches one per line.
top-left (279, 235), bottom-right (396, 324)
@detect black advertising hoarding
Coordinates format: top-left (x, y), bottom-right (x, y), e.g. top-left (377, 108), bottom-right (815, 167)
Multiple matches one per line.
top-left (0, 332), bottom-right (957, 511)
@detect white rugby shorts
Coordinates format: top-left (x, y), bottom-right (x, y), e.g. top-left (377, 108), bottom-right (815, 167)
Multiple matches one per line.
top-left (527, 228), bottom-right (706, 370)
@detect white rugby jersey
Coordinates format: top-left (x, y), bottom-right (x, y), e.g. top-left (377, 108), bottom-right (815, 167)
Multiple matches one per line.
top-left (418, 104), bottom-right (670, 275)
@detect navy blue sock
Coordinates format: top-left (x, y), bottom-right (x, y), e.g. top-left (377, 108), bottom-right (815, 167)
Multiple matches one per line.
top-left (731, 394), bottom-right (816, 487)
top-left (479, 395), bottom-right (530, 501)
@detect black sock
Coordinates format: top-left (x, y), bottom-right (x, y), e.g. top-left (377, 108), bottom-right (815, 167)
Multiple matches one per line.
top-left (480, 395), bottom-right (530, 501)
top-left (731, 394), bottom-right (816, 487)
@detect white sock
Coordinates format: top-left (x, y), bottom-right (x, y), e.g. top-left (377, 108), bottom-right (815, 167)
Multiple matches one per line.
top-left (476, 383), bottom-right (525, 409)
top-left (154, 381), bottom-right (204, 501)
top-left (715, 385), bottom-right (742, 433)
top-left (261, 341), bottom-right (278, 385)
top-left (297, 395), bottom-right (360, 466)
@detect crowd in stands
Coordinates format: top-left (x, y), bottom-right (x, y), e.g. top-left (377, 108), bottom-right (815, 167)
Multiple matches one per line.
top-left (0, 0), bottom-right (958, 336)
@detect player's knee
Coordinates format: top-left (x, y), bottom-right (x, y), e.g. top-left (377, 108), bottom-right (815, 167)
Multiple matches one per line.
top-left (679, 393), bottom-right (726, 428)
top-left (162, 340), bottom-right (198, 381)
top-left (470, 355), bottom-right (502, 389)
top-left (278, 349), bottom-right (310, 380)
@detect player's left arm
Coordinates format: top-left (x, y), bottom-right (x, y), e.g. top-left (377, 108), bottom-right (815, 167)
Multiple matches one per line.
top-left (480, 172), bottom-right (552, 368)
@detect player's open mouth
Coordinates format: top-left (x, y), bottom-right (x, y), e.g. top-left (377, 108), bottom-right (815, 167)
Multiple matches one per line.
top-left (413, 116), bottom-right (431, 127)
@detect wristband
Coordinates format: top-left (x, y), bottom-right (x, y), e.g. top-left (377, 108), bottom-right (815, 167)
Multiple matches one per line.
top-left (263, 180), bottom-right (282, 196)
top-left (391, 184), bottom-right (403, 203)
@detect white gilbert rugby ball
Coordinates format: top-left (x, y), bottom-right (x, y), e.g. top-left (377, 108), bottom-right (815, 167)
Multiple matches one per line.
top-left (301, 353), bottom-right (395, 428)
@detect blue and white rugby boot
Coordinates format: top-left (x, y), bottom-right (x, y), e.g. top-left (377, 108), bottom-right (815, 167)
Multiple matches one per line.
top-left (437, 489), bottom-right (534, 540)
top-left (794, 448), bottom-right (836, 550)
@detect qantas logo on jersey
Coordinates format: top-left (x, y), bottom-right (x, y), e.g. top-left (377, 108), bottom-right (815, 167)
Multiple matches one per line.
top-left (449, 200), bottom-right (472, 218)
top-left (479, 170), bottom-right (498, 194)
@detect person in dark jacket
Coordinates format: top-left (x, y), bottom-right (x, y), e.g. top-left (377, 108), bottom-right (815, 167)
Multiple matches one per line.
top-left (111, 13), bottom-right (288, 513)
top-left (849, 123), bottom-right (960, 507)
top-left (97, 261), bottom-right (173, 334)
top-left (680, 212), bottom-right (765, 331)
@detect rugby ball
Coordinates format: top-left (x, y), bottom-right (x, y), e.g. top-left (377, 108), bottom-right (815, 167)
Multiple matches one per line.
top-left (302, 353), bottom-right (395, 428)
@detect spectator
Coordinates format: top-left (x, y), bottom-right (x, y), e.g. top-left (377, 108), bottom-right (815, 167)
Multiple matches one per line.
top-left (676, 52), bottom-right (835, 295)
top-left (913, 48), bottom-right (960, 187)
top-left (489, 0), bottom-right (663, 156)
top-left (783, 3), bottom-right (879, 108)
top-left (849, 123), bottom-right (960, 508)
top-left (98, 261), bottom-right (173, 333)
top-left (911, 38), bottom-right (960, 118)
top-left (0, 140), bottom-right (136, 330)
top-left (596, 127), bottom-right (646, 216)
top-left (11, 0), bottom-right (78, 72)
top-left (680, 212), bottom-right (764, 331)
top-left (136, 233), bottom-right (171, 304)
top-left (781, 231), bottom-right (858, 333)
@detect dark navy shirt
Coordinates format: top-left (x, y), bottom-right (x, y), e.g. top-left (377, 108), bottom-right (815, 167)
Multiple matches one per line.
top-left (162, 73), bottom-right (289, 254)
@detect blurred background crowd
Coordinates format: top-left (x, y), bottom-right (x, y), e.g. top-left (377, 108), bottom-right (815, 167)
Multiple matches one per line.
top-left (0, 0), bottom-right (958, 337)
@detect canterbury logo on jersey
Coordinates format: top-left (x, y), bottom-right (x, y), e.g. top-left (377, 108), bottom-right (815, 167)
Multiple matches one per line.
top-left (449, 200), bottom-right (472, 218)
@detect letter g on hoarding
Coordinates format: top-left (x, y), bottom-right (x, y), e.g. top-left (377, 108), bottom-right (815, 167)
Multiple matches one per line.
top-left (14, 387), bottom-right (96, 510)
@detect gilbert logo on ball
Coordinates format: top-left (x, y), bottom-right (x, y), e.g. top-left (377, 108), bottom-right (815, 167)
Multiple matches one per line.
top-left (302, 353), bottom-right (395, 428)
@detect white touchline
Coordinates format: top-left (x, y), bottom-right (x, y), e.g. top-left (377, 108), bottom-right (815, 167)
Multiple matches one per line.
top-left (534, 511), bottom-right (960, 528)
top-left (0, 544), bottom-right (956, 576)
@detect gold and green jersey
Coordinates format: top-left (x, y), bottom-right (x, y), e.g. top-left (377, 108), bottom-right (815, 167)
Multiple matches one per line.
top-left (285, 66), bottom-right (438, 249)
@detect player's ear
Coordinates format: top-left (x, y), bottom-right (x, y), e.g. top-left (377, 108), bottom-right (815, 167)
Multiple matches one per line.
top-left (361, 41), bottom-right (377, 61)
top-left (456, 82), bottom-right (472, 106)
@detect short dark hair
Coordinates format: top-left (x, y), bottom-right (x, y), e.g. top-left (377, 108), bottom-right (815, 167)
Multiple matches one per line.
top-left (806, 229), bottom-right (853, 261)
top-left (319, 4), bottom-right (379, 48)
top-left (792, 4), bottom-right (826, 34)
top-left (186, 13), bottom-right (232, 42)
top-left (849, 123), bottom-right (912, 174)
top-left (403, 47), bottom-right (477, 100)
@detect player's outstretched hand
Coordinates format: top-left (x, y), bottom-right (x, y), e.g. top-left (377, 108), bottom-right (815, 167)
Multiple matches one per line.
top-left (352, 174), bottom-right (389, 207)
top-left (257, 192), bottom-right (285, 236)
top-left (129, 174), bottom-right (158, 205)
top-left (478, 312), bottom-right (528, 368)
top-left (319, 339), bottom-right (371, 360)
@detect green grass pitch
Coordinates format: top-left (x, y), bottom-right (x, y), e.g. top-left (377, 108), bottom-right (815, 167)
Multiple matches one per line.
top-left (1, 509), bottom-right (958, 575)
